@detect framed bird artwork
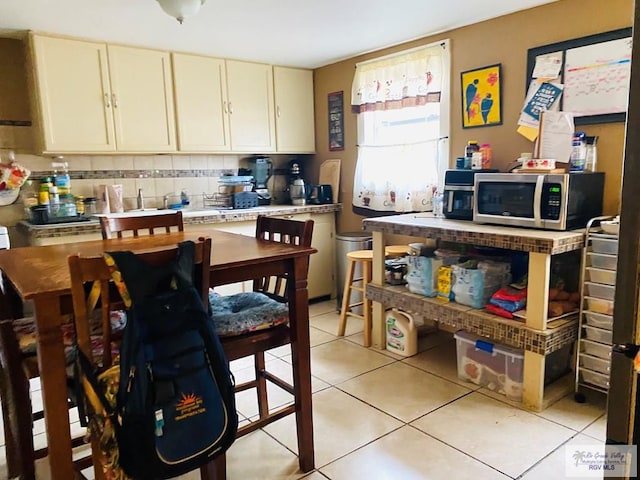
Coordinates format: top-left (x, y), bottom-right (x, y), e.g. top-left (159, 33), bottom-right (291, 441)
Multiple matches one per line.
top-left (461, 64), bottom-right (503, 128)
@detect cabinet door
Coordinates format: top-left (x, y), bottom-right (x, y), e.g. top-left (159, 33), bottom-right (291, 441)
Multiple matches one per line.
top-left (274, 212), bottom-right (336, 299)
top-left (31, 35), bottom-right (116, 153)
top-left (107, 45), bottom-right (176, 152)
top-left (172, 53), bottom-right (231, 152)
top-left (273, 66), bottom-right (316, 153)
top-left (308, 213), bottom-right (335, 299)
top-left (225, 60), bottom-right (276, 153)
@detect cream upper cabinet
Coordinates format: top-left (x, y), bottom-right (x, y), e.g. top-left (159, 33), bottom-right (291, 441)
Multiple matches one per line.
top-left (172, 53), bottom-right (231, 152)
top-left (31, 35), bottom-right (116, 153)
top-left (105, 45), bottom-right (176, 152)
top-left (273, 66), bottom-right (315, 153)
top-left (225, 60), bottom-right (276, 153)
top-left (30, 34), bottom-right (176, 154)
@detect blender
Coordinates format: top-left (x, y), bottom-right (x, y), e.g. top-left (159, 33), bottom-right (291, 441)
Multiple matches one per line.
top-left (247, 157), bottom-right (273, 205)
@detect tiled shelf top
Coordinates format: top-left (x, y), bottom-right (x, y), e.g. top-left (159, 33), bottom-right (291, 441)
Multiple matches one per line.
top-left (363, 213), bottom-right (585, 255)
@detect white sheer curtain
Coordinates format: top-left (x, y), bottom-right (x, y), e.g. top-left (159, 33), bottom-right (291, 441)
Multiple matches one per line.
top-left (351, 41), bottom-right (450, 212)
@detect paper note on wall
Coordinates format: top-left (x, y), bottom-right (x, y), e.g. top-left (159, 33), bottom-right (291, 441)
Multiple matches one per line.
top-left (537, 110), bottom-right (574, 162)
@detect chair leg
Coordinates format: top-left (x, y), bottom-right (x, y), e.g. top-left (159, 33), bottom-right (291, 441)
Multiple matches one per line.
top-left (0, 319), bottom-right (36, 480)
top-left (337, 259), bottom-right (355, 336)
top-left (362, 260), bottom-right (372, 347)
top-left (255, 352), bottom-right (269, 419)
top-left (199, 453), bottom-right (226, 480)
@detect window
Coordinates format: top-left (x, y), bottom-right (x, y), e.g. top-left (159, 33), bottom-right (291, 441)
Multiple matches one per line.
top-left (351, 41), bottom-right (450, 212)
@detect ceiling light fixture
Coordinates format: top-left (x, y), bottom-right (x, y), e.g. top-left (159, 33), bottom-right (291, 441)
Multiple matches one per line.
top-left (156, 0), bottom-right (207, 24)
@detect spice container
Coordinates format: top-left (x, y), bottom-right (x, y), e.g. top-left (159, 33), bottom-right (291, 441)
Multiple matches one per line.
top-left (75, 195), bottom-right (85, 215)
top-left (83, 197), bottom-right (97, 215)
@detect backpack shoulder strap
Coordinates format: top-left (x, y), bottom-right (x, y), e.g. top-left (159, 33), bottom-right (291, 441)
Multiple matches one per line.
top-left (105, 240), bottom-right (196, 303)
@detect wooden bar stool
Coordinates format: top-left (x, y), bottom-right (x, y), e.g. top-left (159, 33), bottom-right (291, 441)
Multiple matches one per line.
top-left (385, 244), bottom-right (410, 258)
top-left (338, 249), bottom-right (374, 346)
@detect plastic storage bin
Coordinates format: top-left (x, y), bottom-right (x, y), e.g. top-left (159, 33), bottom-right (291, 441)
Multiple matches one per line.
top-left (588, 253), bottom-right (618, 270)
top-left (581, 339), bottom-right (612, 359)
top-left (584, 296), bottom-right (614, 315)
top-left (586, 267), bottom-right (616, 285)
top-left (579, 353), bottom-right (611, 375)
top-left (584, 282), bottom-right (615, 301)
top-left (454, 330), bottom-right (524, 401)
top-left (583, 325), bottom-right (613, 344)
top-left (583, 311), bottom-right (613, 330)
top-left (580, 369), bottom-right (610, 390)
top-left (591, 237), bottom-right (618, 255)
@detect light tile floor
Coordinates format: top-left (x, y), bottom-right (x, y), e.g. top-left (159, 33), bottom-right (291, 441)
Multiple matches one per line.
top-left (1, 300), bottom-right (608, 480)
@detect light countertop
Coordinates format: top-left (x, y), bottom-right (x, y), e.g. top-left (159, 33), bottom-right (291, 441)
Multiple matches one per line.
top-left (363, 213), bottom-right (585, 255)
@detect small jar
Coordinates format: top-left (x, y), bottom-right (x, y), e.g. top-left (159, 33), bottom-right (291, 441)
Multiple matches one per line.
top-left (75, 195), bottom-right (85, 215)
top-left (84, 197), bottom-right (97, 215)
top-left (60, 194), bottom-right (77, 217)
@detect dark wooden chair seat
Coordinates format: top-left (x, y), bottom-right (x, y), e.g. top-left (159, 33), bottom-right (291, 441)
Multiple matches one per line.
top-left (213, 215), bottom-right (314, 438)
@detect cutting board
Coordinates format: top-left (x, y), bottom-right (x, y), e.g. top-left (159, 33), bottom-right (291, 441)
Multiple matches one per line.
top-left (319, 159), bottom-right (341, 203)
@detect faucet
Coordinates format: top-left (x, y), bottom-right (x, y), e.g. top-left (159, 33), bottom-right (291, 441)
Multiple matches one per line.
top-left (163, 194), bottom-right (169, 209)
top-left (137, 188), bottom-right (144, 210)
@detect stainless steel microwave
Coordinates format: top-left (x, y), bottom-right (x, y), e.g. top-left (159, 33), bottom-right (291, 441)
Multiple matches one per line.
top-left (473, 172), bottom-right (605, 230)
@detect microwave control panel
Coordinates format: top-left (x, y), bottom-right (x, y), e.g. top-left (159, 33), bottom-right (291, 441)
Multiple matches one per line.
top-left (541, 184), bottom-right (562, 219)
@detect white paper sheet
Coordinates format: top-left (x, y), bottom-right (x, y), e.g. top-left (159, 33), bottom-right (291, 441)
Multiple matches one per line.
top-left (537, 110), bottom-right (574, 162)
top-left (532, 52), bottom-right (563, 79)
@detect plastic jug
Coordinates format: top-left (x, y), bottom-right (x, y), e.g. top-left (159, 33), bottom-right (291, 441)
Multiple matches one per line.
top-left (385, 309), bottom-right (418, 357)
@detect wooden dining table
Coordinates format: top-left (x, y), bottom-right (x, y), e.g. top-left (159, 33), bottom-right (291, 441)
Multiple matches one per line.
top-left (0, 230), bottom-right (316, 479)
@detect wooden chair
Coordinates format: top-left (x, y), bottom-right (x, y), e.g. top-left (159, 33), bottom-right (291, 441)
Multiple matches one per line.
top-left (213, 215), bottom-right (314, 438)
top-left (99, 210), bottom-right (184, 239)
top-left (0, 284), bottom-right (91, 478)
top-left (68, 236), bottom-right (225, 480)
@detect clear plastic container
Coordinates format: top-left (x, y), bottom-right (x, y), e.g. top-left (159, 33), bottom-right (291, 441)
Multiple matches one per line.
top-left (580, 369), bottom-right (610, 390)
top-left (583, 311), bottom-right (613, 330)
top-left (588, 253), bottom-right (617, 271)
top-left (590, 237), bottom-right (618, 255)
top-left (581, 339), bottom-right (612, 359)
top-left (586, 267), bottom-right (616, 285)
top-left (583, 325), bottom-right (613, 344)
top-left (584, 296), bottom-right (614, 315)
top-left (584, 282), bottom-right (615, 301)
top-left (579, 353), bottom-right (611, 374)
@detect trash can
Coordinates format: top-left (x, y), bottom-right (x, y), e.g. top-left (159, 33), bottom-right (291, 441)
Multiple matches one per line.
top-left (335, 232), bottom-right (372, 313)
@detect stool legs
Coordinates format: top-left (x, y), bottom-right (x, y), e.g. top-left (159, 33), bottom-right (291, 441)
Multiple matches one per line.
top-left (337, 258), bottom-right (355, 337)
top-left (362, 259), bottom-right (372, 347)
top-left (337, 257), bottom-right (372, 347)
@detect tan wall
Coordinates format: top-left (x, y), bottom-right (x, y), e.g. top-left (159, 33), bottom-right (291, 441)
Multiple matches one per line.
top-left (312, 0), bottom-right (633, 233)
top-left (0, 38), bottom-right (34, 152)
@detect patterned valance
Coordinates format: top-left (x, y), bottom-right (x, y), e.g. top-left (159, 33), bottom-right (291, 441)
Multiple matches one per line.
top-left (351, 44), bottom-right (445, 113)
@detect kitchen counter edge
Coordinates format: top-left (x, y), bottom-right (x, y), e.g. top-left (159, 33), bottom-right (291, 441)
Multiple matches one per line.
top-left (362, 213), bottom-right (584, 255)
top-left (17, 204), bottom-right (342, 239)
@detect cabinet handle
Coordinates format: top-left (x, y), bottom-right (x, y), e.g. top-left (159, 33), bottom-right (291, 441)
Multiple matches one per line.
top-left (228, 102), bottom-right (233, 114)
top-left (276, 106), bottom-right (281, 118)
top-left (223, 101), bottom-right (228, 114)
top-left (112, 93), bottom-right (119, 108)
top-left (104, 93), bottom-right (111, 108)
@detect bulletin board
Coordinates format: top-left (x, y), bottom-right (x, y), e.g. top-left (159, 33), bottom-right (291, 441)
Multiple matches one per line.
top-left (526, 27), bottom-right (632, 125)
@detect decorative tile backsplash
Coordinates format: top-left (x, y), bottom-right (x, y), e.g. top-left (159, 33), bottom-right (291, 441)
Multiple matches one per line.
top-left (0, 152), bottom-right (245, 226)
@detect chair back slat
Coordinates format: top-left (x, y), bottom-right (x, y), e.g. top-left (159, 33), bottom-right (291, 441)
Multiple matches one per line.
top-left (253, 215), bottom-right (314, 299)
top-left (100, 211), bottom-right (184, 240)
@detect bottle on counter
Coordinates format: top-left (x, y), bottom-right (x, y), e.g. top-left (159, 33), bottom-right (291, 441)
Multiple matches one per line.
top-left (479, 143), bottom-right (493, 169)
top-left (52, 158), bottom-right (71, 195)
top-left (585, 136), bottom-right (598, 172)
top-left (75, 195), bottom-right (85, 215)
top-left (39, 177), bottom-right (52, 205)
top-left (464, 140), bottom-right (479, 169)
top-left (570, 132), bottom-right (587, 172)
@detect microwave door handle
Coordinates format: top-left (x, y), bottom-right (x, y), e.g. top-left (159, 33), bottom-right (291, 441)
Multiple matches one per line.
top-left (447, 190), bottom-right (454, 213)
top-left (533, 175), bottom-right (544, 228)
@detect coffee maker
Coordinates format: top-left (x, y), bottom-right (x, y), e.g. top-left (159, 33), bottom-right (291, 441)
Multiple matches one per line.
top-left (247, 157), bottom-right (273, 205)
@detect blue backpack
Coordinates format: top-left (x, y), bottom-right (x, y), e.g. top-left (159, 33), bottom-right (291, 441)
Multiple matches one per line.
top-left (82, 240), bottom-right (237, 479)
